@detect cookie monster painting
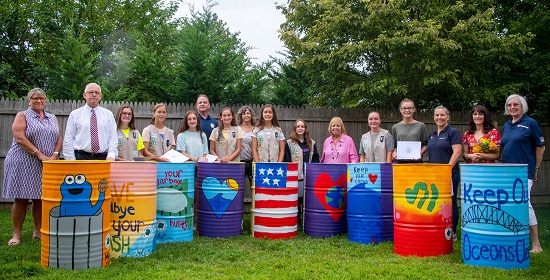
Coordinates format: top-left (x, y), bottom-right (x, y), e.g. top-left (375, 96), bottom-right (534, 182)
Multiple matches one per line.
top-left (59, 174), bottom-right (108, 216)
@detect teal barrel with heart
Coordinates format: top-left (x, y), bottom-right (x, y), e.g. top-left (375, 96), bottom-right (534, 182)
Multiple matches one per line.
top-left (196, 162), bottom-right (245, 238)
top-left (461, 164), bottom-right (530, 269)
top-left (304, 163), bottom-right (348, 237)
top-left (155, 162), bottom-right (195, 243)
top-left (347, 163), bottom-right (393, 244)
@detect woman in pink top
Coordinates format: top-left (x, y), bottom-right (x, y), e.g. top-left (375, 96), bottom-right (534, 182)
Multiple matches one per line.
top-left (320, 117), bottom-right (358, 163)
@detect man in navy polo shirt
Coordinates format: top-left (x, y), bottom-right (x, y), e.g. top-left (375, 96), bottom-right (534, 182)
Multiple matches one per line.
top-left (196, 94), bottom-right (218, 149)
top-left (501, 94), bottom-right (546, 253)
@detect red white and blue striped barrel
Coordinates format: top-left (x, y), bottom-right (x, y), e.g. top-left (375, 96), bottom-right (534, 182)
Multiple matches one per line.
top-left (347, 163), bottom-right (393, 244)
top-left (252, 162), bottom-right (299, 239)
top-left (196, 162), bottom-right (245, 238)
top-left (461, 164), bottom-right (530, 269)
top-left (156, 162), bottom-right (195, 243)
top-left (304, 163), bottom-right (348, 237)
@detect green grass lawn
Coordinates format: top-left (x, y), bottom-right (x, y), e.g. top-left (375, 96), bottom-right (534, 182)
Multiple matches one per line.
top-left (1, 208), bottom-right (549, 279)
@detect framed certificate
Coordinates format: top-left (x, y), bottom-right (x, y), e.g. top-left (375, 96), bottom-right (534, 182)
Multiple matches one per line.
top-left (396, 141), bottom-right (421, 160)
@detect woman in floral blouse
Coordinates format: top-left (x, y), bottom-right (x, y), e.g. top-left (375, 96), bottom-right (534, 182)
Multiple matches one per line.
top-left (462, 105), bottom-right (501, 163)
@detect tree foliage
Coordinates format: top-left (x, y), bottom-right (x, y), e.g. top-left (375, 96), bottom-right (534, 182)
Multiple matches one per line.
top-left (279, 0), bottom-right (532, 111)
top-left (0, 0), bottom-right (270, 105)
top-left (171, 2), bottom-right (265, 104)
top-left (268, 52), bottom-right (313, 107)
top-left (495, 0), bottom-right (550, 120)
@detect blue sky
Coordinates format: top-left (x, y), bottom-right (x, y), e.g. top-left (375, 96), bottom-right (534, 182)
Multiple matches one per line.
top-left (177, 1), bottom-right (287, 63)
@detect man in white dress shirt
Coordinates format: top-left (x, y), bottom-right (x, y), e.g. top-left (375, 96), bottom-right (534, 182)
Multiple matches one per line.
top-left (63, 83), bottom-right (118, 160)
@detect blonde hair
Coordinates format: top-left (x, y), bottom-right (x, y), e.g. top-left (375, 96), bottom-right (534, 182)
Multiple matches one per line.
top-left (328, 117), bottom-right (346, 134)
top-left (150, 103), bottom-right (167, 125)
top-left (26, 88), bottom-right (46, 100)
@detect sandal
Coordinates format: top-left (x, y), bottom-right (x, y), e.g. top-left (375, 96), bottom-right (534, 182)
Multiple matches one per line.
top-left (530, 247), bottom-right (543, 254)
top-left (8, 238), bottom-right (20, 246)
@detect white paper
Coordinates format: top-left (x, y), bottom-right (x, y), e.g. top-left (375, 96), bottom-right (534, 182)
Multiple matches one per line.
top-left (396, 141), bottom-right (421, 160)
top-left (205, 154), bottom-right (218, 162)
top-left (161, 149), bottom-right (189, 163)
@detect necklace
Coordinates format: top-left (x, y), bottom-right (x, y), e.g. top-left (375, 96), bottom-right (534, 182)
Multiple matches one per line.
top-left (331, 139), bottom-right (343, 160)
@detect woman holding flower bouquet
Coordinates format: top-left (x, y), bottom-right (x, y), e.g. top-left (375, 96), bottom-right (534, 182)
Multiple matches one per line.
top-left (501, 94), bottom-right (546, 253)
top-left (427, 106), bottom-right (462, 240)
top-left (462, 105), bottom-right (501, 163)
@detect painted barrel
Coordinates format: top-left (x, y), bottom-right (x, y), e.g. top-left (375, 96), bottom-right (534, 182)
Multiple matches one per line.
top-left (347, 163), bottom-right (393, 244)
top-left (252, 162), bottom-right (299, 239)
top-left (461, 164), bottom-right (530, 269)
top-left (304, 163), bottom-right (348, 237)
top-left (393, 164), bottom-right (453, 256)
top-left (110, 162), bottom-right (157, 258)
top-left (156, 162), bottom-right (195, 243)
top-left (196, 162), bottom-right (245, 238)
top-left (41, 161), bottom-right (111, 269)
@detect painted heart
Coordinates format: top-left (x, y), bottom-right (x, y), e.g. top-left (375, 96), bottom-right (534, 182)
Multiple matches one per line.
top-left (314, 173), bottom-right (347, 222)
top-left (202, 177), bottom-right (239, 218)
top-left (368, 174), bottom-right (378, 184)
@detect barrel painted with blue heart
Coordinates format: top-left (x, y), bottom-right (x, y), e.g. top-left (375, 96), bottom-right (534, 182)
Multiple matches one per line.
top-left (156, 162), bottom-right (195, 243)
top-left (252, 162), bottom-right (299, 239)
top-left (197, 162), bottom-right (245, 237)
top-left (41, 160), bottom-right (111, 269)
top-left (393, 164), bottom-right (453, 256)
top-left (461, 164), bottom-right (530, 269)
top-left (347, 163), bottom-right (393, 244)
top-left (109, 162), bottom-right (157, 258)
top-left (304, 163), bottom-right (348, 237)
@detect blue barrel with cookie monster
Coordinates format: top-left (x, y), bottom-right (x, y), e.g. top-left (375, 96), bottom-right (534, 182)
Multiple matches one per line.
top-left (196, 162), bottom-right (245, 238)
top-left (41, 160), bottom-right (111, 269)
top-left (461, 164), bottom-right (530, 269)
top-left (304, 163), bottom-right (348, 237)
top-left (347, 163), bottom-right (393, 244)
top-left (156, 162), bottom-right (195, 243)
top-left (109, 162), bottom-right (157, 258)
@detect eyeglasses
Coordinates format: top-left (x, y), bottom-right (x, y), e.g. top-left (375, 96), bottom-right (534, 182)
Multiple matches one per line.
top-left (31, 97), bottom-right (46, 101)
top-left (86, 91), bottom-right (101, 96)
top-left (506, 103), bottom-right (521, 108)
top-left (121, 112), bottom-right (133, 116)
top-left (401, 107), bottom-right (415, 111)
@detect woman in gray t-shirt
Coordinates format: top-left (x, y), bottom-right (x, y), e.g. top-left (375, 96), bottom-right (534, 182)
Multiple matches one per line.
top-left (391, 99), bottom-right (427, 162)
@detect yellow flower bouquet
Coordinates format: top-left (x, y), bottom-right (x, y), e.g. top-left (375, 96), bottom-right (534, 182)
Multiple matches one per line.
top-left (473, 137), bottom-right (498, 153)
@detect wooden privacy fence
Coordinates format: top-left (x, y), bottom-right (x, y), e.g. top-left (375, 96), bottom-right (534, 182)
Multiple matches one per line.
top-left (1, 98), bottom-right (549, 206)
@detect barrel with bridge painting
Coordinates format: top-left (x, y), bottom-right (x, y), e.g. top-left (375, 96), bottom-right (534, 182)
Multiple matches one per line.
top-left (393, 164), bottom-right (453, 256)
top-left (461, 164), bottom-right (530, 269)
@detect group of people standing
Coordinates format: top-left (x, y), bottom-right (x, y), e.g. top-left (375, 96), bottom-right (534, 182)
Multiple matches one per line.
top-left (2, 84), bottom-right (545, 254)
